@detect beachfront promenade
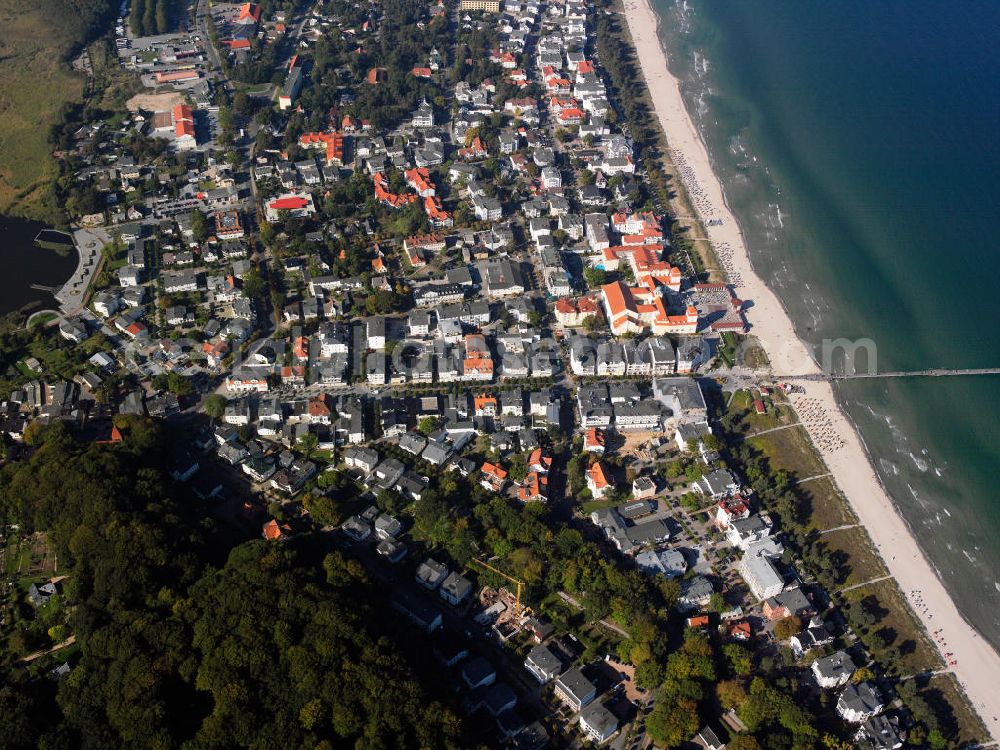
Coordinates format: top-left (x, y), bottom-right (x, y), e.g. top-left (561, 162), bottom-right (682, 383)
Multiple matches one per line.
top-left (622, 0), bottom-right (1000, 738)
top-left (55, 228), bottom-right (107, 315)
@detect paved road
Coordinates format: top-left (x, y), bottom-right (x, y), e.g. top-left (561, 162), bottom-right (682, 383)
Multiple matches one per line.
top-left (195, 0), bottom-right (224, 76)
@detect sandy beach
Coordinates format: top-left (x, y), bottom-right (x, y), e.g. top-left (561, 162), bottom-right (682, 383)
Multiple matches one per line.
top-left (622, 0), bottom-right (1000, 737)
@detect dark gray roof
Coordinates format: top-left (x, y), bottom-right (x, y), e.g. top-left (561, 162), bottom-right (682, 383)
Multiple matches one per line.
top-left (461, 655), bottom-right (495, 685)
top-left (526, 644), bottom-right (562, 675)
top-left (580, 702), bottom-right (618, 736)
top-left (814, 651), bottom-right (857, 681)
top-left (555, 666), bottom-right (595, 702)
top-left (839, 681), bottom-right (883, 715)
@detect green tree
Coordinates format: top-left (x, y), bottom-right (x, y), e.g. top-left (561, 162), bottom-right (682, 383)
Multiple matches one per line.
top-left (583, 266), bottom-right (607, 288)
top-left (297, 433), bottom-right (319, 459)
top-left (204, 394), bottom-right (227, 420)
top-left (773, 615), bottom-right (802, 641)
top-left (646, 697), bottom-right (700, 747)
top-left (716, 679), bottom-right (748, 710)
top-left (723, 643), bottom-right (753, 677)
top-left (728, 735), bottom-right (762, 750)
top-left (417, 417), bottom-right (438, 435)
top-left (191, 210), bottom-right (209, 243)
top-left (166, 372), bottom-right (193, 396)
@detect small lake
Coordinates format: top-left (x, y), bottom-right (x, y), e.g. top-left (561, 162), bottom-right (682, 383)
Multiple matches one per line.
top-left (0, 216), bottom-right (79, 317)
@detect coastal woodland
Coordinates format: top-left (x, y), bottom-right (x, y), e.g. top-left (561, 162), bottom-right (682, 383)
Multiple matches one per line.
top-left (0, 412), bottom-right (969, 749)
top-left (0, 421), bottom-right (466, 749)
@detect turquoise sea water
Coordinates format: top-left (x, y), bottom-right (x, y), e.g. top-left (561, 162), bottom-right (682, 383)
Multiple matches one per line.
top-left (651, 0), bottom-right (1000, 646)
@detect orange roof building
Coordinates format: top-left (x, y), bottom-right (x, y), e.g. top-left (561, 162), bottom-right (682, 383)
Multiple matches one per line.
top-left (555, 295), bottom-right (600, 327)
top-left (600, 279), bottom-right (698, 336)
top-left (308, 394), bottom-right (332, 421)
top-left (423, 195), bottom-right (453, 228)
top-left (458, 136), bottom-right (488, 161)
top-left (480, 462), bottom-right (508, 492)
top-left (262, 518), bottom-right (291, 540)
top-left (474, 394), bottom-right (498, 416)
top-left (527, 448), bottom-right (552, 473)
top-left (584, 427), bottom-right (605, 454)
top-left (726, 620), bottom-right (752, 640)
top-left (373, 172), bottom-right (417, 208)
top-left (463, 334), bottom-right (494, 380)
top-left (406, 246), bottom-right (427, 268)
top-left (155, 69), bottom-right (199, 84)
top-left (518, 471), bottom-right (549, 502)
top-left (171, 104), bottom-right (197, 146)
top-left (293, 335), bottom-right (309, 360)
top-left (557, 108), bottom-right (586, 124)
top-left (587, 461), bottom-right (613, 498)
top-left (299, 131), bottom-right (345, 165)
top-left (598, 245), bottom-right (679, 289)
top-left (404, 167), bottom-right (436, 197)
top-left (238, 2), bottom-right (262, 24)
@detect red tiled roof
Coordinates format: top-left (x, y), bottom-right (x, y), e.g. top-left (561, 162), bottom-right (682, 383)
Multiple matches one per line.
top-left (262, 518), bottom-right (290, 540)
top-left (269, 196), bottom-right (309, 211)
top-left (238, 3), bottom-right (261, 23)
top-left (518, 471), bottom-right (548, 502)
top-left (584, 427), bottom-right (605, 449)
top-left (481, 462), bottom-right (508, 480)
top-left (589, 461), bottom-right (611, 490)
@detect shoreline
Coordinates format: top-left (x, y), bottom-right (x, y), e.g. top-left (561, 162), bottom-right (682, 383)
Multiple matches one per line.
top-left (621, 0), bottom-right (1000, 738)
top-left (53, 227), bottom-right (106, 317)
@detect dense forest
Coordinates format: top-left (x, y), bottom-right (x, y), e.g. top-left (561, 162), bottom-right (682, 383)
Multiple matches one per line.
top-left (129, 0), bottom-right (184, 36)
top-left (0, 421), bottom-right (467, 749)
top-left (49, 0), bottom-right (119, 42)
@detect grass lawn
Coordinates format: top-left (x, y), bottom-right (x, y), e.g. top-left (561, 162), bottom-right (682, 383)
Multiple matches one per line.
top-left (538, 594), bottom-right (580, 631)
top-left (28, 312), bottom-right (59, 328)
top-left (0, 0), bottom-right (86, 220)
top-left (727, 389), bottom-right (797, 436)
top-left (843, 578), bottom-right (943, 675)
top-left (580, 497), bottom-right (619, 516)
top-left (578, 621), bottom-right (624, 660)
top-left (800, 475), bottom-right (857, 531)
top-left (746, 425), bottom-right (826, 480)
top-left (921, 673), bottom-right (989, 748)
top-left (4, 535), bottom-right (32, 576)
top-left (820, 527), bottom-right (887, 587)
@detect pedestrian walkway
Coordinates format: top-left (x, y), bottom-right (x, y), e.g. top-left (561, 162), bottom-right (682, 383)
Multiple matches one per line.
top-left (820, 523), bottom-right (859, 535)
top-left (731, 421), bottom-right (803, 443)
top-left (838, 574), bottom-right (892, 594)
top-left (792, 472), bottom-right (832, 485)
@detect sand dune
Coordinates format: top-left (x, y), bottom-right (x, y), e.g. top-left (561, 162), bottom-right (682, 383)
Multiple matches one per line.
top-left (622, 0), bottom-right (1000, 737)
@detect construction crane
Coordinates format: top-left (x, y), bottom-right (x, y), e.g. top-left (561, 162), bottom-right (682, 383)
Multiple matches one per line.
top-left (469, 558), bottom-right (525, 617)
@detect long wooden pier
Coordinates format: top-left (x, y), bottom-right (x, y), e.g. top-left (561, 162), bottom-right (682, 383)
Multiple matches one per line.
top-left (776, 368), bottom-right (1000, 381)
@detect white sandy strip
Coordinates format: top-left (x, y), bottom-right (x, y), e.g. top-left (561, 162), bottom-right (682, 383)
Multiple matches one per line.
top-left (622, 0), bottom-right (1000, 737)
